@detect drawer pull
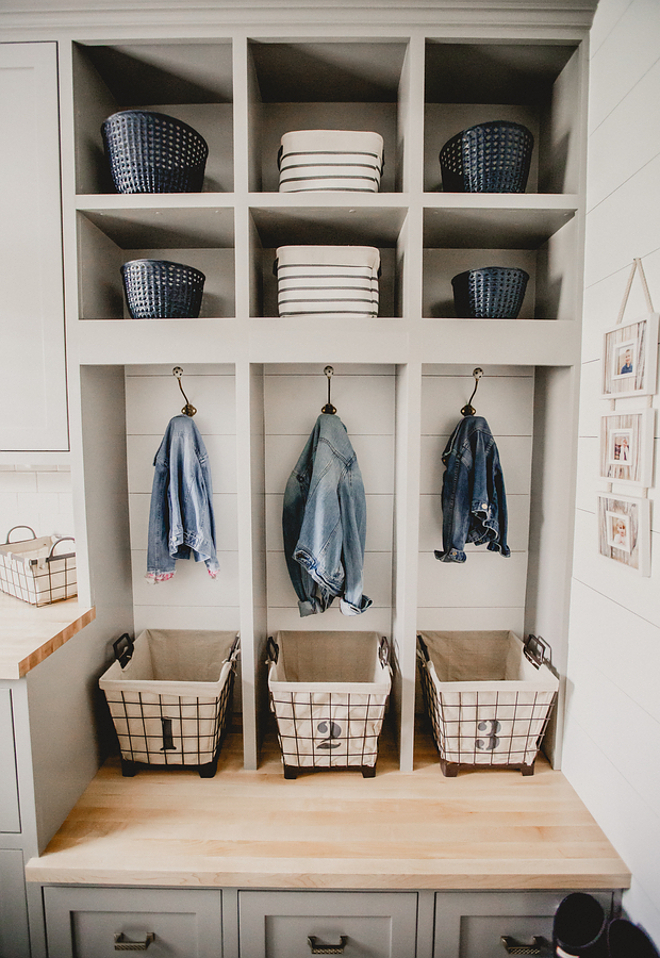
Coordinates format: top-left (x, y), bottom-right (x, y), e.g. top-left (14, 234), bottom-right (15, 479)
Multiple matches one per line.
top-left (114, 932), bottom-right (156, 951)
top-left (501, 936), bottom-right (550, 956)
top-left (307, 934), bottom-right (348, 954)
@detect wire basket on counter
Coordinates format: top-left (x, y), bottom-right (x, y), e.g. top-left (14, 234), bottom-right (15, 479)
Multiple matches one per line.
top-left (439, 120), bottom-right (534, 193)
top-left (267, 631), bottom-right (391, 779)
top-left (121, 259), bottom-right (206, 319)
top-left (101, 110), bottom-right (209, 194)
top-left (0, 526), bottom-right (77, 607)
top-left (417, 631), bottom-right (559, 776)
top-left (99, 630), bottom-right (240, 778)
top-left (451, 266), bottom-right (529, 319)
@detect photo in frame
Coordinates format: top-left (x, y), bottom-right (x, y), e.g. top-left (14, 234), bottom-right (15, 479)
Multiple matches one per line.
top-left (602, 312), bottom-right (659, 398)
top-left (597, 493), bottom-right (651, 575)
top-left (600, 409), bottom-right (655, 486)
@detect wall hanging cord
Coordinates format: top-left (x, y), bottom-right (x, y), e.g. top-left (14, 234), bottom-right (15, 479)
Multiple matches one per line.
top-left (321, 365), bottom-right (337, 414)
top-left (461, 367), bottom-right (483, 416)
top-left (616, 257), bottom-right (654, 324)
top-left (172, 366), bottom-right (197, 417)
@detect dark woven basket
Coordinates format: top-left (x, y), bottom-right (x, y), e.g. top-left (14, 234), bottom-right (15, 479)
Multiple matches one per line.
top-left (439, 121), bottom-right (533, 193)
top-left (121, 260), bottom-right (206, 319)
top-left (452, 267), bottom-right (529, 319)
top-left (102, 111), bottom-right (209, 194)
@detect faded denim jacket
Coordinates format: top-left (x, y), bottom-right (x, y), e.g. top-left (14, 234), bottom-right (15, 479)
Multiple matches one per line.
top-left (434, 414), bottom-right (510, 563)
top-left (283, 413), bottom-right (372, 616)
top-left (146, 415), bottom-right (220, 582)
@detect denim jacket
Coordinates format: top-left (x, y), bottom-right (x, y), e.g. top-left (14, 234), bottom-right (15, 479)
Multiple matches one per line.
top-left (434, 415), bottom-right (510, 563)
top-left (283, 413), bottom-right (371, 616)
top-left (146, 415), bottom-right (220, 582)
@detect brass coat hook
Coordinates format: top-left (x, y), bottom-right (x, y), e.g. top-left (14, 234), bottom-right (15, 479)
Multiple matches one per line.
top-left (461, 367), bottom-right (483, 416)
top-left (172, 366), bottom-right (197, 417)
top-left (321, 365), bottom-right (337, 414)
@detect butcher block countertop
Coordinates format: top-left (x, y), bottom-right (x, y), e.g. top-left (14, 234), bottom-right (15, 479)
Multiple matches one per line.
top-left (26, 725), bottom-right (631, 892)
top-left (0, 592), bottom-right (95, 679)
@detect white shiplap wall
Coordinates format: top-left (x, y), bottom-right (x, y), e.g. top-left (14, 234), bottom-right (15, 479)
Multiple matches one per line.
top-left (124, 365), bottom-right (239, 633)
top-left (563, 0), bottom-right (660, 941)
top-left (417, 365), bottom-right (534, 634)
top-left (263, 364), bottom-right (395, 635)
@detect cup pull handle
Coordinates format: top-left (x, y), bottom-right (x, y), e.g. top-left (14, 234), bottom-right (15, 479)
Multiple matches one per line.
top-left (501, 936), bottom-right (549, 955)
top-left (114, 932), bottom-right (156, 951)
top-left (308, 934), bottom-right (348, 954)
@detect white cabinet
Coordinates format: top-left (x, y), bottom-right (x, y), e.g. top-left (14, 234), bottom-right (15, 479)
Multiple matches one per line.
top-left (0, 689), bottom-right (20, 833)
top-left (0, 849), bottom-right (31, 958)
top-left (43, 886), bottom-right (223, 958)
top-left (238, 890), bottom-right (418, 958)
top-left (0, 43), bottom-right (68, 452)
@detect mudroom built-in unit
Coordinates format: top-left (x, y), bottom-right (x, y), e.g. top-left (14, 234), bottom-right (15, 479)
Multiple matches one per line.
top-left (56, 25), bottom-right (589, 775)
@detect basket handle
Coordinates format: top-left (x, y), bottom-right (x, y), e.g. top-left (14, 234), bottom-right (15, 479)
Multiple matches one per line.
top-left (266, 636), bottom-right (279, 664)
top-left (113, 633), bottom-right (134, 669)
top-left (416, 634), bottom-right (430, 663)
top-left (524, 634), bottom-right (551, 670)
top-left (47, 536), bottom-right (76, 560)
top-left (226, 633), bottom-right (241, 665)
top-left (378, 637), bottom-right (390, 670)
top-left (6, 525), bottom-right (36, 544)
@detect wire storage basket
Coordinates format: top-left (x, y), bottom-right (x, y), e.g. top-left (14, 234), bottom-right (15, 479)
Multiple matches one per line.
top-left (0, 527), bottom-right (77, 607)
top-left (101, 110), bottom-right (209, 194)
top-left (121, 259), bottom-right (206, 319)
top-left (275, 246), bottom-right (380, 317)
top-left (99, 630), bottom-right (239, 778)
top-left (417, 631), bottom-right (558, 776)
top-left (278, 129), bottom-right (384, 193)
top-left (439, 120), bottom-right (534, 193)
top-left (267, 631), bottom-right (391, 779)
top-left (451, 266), bottom-right (529, 319)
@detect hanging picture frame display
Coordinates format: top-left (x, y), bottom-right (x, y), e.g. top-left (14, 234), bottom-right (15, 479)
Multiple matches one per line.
top-left (602, 312), bottom-right (659, 398)
top-left (600, 409), bottom-right (655, 486)
top-left (597, 492), bottom-right (651, 576)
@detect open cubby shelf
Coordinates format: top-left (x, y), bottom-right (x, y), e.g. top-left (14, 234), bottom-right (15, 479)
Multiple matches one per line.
top-left (69, 27), bottom-right (587, 771)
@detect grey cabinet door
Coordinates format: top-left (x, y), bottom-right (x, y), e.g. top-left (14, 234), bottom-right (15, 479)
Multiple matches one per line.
top-left (0, 42), bottom-right (68, 451)
top-left (0, 849), bottom-right (30, 958)
top-left (43, 887), bottom-right (223, 958)
top-left (0, 688), bottom-right (20, 833)
top-left (239, 890), bottom-right (418, 958)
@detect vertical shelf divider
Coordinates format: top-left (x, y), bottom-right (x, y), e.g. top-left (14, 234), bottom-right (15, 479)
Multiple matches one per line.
top-left (393, 361), bottom-right (423, 771)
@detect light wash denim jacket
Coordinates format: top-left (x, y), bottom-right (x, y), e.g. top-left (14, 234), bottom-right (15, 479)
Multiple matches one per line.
top-left (146, 415), bottom-right (220, 582)
top-left (434, 414), bottom-right (510, 563)
top-left (283, 413), bottom-right (371, 616)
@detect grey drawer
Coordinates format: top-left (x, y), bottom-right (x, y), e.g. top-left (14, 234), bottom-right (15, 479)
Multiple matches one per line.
top-left (0, 688), bottom-right (20, 833)
top-left (433, 891), bottom-right (614, 958)
top-left (43, 886), bottom-right (223, 958)
top-left (239, 890), bottom-right (418, 958)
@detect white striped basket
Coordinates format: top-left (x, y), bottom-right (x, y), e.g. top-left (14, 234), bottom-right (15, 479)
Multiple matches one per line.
top-left (278, 130), bottom-right (384, 193)
top-left (275, 245), bottom-right (380, 318)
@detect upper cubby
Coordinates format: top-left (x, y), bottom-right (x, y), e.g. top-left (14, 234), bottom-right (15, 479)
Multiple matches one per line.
top-left (72, 41), bottom-right (234, 195)
top-left (424, 41), bottom-right (582, 194)
top-left (77, 205), bottom-right (235, 319)
top-left (422, 202), bottom-right (578, 320)
top-left (246, 39), bottom-right (409, 193)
